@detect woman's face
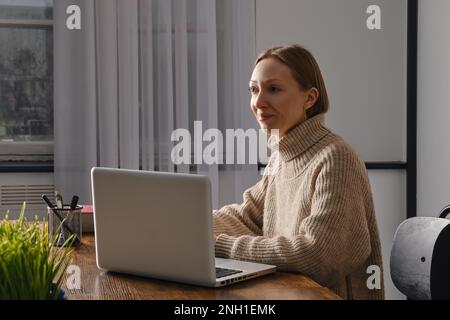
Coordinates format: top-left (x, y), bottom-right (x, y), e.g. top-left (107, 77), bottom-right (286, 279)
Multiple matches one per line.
top-left (249, 57), bottom-right (318, 137)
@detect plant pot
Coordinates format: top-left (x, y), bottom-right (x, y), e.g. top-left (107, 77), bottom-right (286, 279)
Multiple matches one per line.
top-left (49, 283), bottom-right (67, 300)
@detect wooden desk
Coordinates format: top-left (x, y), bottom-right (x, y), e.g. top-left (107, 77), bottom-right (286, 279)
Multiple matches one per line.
top-left (64, 234), bottom-right (341, 300)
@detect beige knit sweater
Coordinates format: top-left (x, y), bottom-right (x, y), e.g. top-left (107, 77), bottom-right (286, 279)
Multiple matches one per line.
top-left (213, 114), bottom-right (385, 300)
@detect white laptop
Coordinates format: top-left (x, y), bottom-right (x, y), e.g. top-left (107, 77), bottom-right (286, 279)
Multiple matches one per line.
top-left (90, 167), bottom-right (276, 287)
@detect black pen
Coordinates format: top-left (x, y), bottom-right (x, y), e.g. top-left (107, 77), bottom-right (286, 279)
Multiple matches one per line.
top-left (42, 194), bottom-right (79, 244)
top-left (70, 195), bottom-right (79, 210)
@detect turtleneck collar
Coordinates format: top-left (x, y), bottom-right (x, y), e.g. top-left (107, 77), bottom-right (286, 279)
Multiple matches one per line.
top-left (271, 114), bottom-right (331, 162)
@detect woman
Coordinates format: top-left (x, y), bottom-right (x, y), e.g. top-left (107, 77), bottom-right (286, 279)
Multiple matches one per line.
top-left (213, 44), bottom-right (384, 300)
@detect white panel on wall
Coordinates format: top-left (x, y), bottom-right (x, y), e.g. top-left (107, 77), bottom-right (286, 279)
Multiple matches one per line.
top-left (368, 170), bottom-right (406, 300)
top-left (254, 0), bottom-right (409, 299)
top-left (255, 0), bottom-right (407, 162)
top-left (417, 0), bottom-right (450, 218)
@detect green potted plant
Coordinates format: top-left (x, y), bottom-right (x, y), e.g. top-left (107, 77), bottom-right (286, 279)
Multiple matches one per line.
top-left (0, 202), bottom-right (74, 299)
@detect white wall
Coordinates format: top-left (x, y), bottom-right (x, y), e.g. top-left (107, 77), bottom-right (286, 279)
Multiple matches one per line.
top-left (417, 0), bottom-right (450, 218)
top-left (368, 171), bottom-right (406, 300)
top-left (255, 0), bottom-right (408, 299)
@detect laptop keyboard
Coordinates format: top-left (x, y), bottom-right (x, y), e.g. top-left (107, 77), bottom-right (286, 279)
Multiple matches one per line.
top-left (216, 267), bottom-right (243, 279)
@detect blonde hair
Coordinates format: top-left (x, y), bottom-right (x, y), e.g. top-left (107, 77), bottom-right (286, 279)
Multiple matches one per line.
top-left (255, 44), bottom-right (329, 118)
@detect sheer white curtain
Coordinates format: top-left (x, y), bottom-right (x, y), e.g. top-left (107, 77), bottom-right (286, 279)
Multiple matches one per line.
top-left (54, 0), bottom-right (257, 208)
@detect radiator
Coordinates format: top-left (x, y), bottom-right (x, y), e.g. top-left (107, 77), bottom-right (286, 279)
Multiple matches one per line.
top-left (0, 173), bottom-right (54, 220)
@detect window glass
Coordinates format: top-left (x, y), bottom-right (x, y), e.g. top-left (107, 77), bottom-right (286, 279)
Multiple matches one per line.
top-left (0, 27), bottom-right (53, 144)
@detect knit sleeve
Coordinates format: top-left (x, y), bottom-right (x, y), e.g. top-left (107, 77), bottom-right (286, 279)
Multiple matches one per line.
top-left (212, 154), bottom-right (278, 238)
top-left (212, 173), bottom-right (268, 237)
top-left (214, 146), bottom-right (373, 287)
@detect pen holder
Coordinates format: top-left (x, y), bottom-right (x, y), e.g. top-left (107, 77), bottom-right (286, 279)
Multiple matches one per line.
top-left (47, 205), bottom-right (83, 247)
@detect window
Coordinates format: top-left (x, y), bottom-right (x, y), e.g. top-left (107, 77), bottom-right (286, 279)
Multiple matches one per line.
top-left (0, 0), bottom-right (53, 162)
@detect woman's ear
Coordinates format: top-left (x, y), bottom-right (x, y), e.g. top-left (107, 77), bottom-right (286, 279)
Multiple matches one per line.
top-left (305, 87), bottom-right (319, 110)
